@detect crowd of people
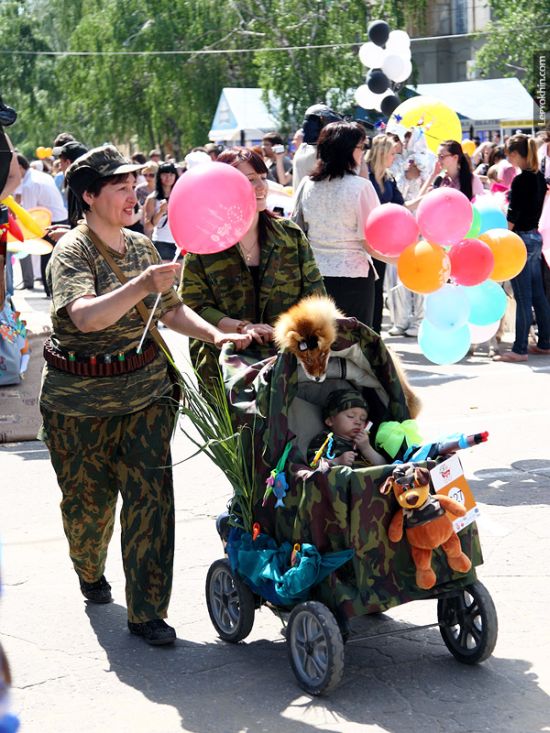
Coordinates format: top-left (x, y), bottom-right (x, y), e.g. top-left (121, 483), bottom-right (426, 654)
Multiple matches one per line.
top-left (3, 102), bottom-right (550, 644)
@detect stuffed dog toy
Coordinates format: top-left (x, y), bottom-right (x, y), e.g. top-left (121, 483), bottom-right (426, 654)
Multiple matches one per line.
top-left (380, 464), bottom-right (472, 589)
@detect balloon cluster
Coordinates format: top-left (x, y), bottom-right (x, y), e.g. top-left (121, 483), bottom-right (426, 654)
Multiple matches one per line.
top-left (365, 190), bottom-right (528, 364)
top-left (35, 146), bottom-right (53, 159)
top-left (355, 20), bottom-right (412, 116)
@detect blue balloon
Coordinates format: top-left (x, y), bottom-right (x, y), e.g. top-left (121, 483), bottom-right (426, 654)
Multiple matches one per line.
top-left (465, 280), bottom-right (507, 325)
top-left (425, 284), bottom-right (471, 331)
top-left (474, 199), bottom-right (507, 233)
top-left (418, 320), bottom-right (471, 365)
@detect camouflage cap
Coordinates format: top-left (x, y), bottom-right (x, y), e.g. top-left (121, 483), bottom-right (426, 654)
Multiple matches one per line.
top-left (65, 144), bottom-right (144, 196)
top-left (322, 389), bottom-right (368, 420)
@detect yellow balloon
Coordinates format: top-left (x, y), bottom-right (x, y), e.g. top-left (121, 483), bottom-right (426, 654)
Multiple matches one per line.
top-left (2, 197), bottom-right (49, 239)
top-left (43, 147), bottom-right (53, 158)
top-left (389, 96), bottom-right (463, 154)
top-left (35, 146), bottom-right (46, 159)
top-left (461, 139), bottom-right (476, 156)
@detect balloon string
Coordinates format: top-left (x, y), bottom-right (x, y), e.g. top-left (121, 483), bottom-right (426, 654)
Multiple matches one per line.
top-left (136, 248), bottom-right (181, 355)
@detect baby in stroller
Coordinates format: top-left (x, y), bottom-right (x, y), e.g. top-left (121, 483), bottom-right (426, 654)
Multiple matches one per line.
top-left (307, 388), bottom-right (386, 468)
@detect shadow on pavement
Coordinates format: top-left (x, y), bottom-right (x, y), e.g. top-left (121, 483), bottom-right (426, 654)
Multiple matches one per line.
top-left (470, 459), bottom-right (550, 506)
top-left (0, 442), bottom-right (49, 461)
top-left (85, 601), bottom-right (549, 733)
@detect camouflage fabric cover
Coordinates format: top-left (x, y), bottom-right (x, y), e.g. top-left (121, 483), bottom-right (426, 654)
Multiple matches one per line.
top-left (40, 226), bottom-right (181, 417)
top-left (179, 216), bottom-right (325, 386)
top-left (221, 317), bottom-right (482, 618)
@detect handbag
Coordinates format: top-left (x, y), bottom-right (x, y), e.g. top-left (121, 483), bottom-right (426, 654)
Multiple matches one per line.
top-left (77, 224), bottom-right (182, 401)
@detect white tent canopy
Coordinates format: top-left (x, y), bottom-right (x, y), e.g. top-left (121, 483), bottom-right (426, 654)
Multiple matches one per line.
top-left (209, 88), bottom-right (280, 143)
top-left (411, 78), bottom-right (536, 130)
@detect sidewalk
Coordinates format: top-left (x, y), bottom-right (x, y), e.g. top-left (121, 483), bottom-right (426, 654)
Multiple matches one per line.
top-left (1, 286), bottom-right (549, 732)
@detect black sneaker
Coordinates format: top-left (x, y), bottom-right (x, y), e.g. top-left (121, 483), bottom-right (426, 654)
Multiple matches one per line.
top-left (79, 575), bottom-right (112, 604)
top-left (127, 619), bottom-right (176, 646)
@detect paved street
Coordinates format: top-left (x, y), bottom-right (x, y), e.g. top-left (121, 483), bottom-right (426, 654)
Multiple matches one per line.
top-left (1, 288), bottom-right (550, 733)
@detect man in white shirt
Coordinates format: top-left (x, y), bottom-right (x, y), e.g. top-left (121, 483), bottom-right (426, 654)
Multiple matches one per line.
top-left (15, 154), bottom-right (67, 295)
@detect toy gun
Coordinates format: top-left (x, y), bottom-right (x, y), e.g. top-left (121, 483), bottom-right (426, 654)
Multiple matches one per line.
top-left (404, 431), bottom-right (489, 462)
top-left (433, 431), bottom-right (489, 457)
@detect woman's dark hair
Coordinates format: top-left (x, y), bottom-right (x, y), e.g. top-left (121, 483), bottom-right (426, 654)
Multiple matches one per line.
top-left (154, 162), bottom-right (179, 200)
top-left (506, 133), bottom-right (539, 172)
top-left (217, 147), bottom-right (278, 244)
top-left (311, 121), bottom-right (366, 181)
top-left (440, 140), bottom-right (474, 200)
top-left (80, 172), bottom-right (135, 212)
top-left (488, 146), bottom-right (505, 166)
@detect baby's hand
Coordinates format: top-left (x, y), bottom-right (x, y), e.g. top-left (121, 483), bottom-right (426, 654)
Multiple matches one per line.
top-left (354, 432), bottom-right (372, 455)
top-left (333, 451), bottom-right (355, 467)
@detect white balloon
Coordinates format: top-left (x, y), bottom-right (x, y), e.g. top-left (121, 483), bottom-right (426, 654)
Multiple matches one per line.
top-left (468, 320), bottom-right (500, 343)
top-left (382, 54), bottom-right (408, 81)
top-left (358, 41), bottom-right (385, 69)
top-left (386, 30), bottom-right (411, 51)
top-left (355, 84), bottom-right (385, 110)
top-left (391, 58), bottom-right (413, 83)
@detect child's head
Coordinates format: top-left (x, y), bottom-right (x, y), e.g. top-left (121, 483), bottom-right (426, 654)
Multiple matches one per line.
top-left (487, 164), bottom-right (500, 183)
top-left (322, 389), bottom-right (369, 441)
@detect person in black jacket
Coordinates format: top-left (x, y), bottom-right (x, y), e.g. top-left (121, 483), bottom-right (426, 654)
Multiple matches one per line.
top-left (494, 134), bottom-right (550, 362)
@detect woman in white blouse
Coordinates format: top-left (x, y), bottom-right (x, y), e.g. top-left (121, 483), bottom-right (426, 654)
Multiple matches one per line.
top-left (292, 121), bottom-right (387, 327)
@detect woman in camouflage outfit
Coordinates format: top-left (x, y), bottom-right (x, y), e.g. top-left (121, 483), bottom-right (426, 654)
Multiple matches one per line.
top-left (180, 147), bottom-right (326, 387)
top-left (39, 145), bottom-right (250, 646)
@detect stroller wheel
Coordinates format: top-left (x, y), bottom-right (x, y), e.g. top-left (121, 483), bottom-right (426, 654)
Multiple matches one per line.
top-left (437, 580), bottom-right (498, 664)
top-left (205, 559), bottom-right (255, 643)
top-left (287, 601), bottom-right (344, 695)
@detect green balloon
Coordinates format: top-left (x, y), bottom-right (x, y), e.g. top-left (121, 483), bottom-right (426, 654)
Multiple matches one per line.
top-left (465, 206), bottom-right (481, 239)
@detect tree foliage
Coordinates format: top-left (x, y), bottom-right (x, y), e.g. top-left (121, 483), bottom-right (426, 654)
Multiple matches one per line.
top-left (474, 0), bottom-right (548, 94)
top-left (2, 0), bottom-right (427, 155)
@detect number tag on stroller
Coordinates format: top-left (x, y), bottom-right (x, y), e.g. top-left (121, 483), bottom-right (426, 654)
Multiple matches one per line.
top-left (430, 455), bottom-right (480, 531)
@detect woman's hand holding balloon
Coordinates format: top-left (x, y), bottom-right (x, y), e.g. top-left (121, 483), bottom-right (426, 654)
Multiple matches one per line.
top-left (138, 262), bottom-right (181, 294)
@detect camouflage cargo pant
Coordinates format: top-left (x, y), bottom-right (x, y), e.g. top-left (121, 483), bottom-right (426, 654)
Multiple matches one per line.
top-left (40, 398), bottom-right (177, 623)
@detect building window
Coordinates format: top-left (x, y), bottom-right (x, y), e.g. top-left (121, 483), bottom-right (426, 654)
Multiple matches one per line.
top-left (453, 0), bottom-right (468, 34)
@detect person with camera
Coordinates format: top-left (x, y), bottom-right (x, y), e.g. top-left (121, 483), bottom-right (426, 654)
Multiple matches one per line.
top-left (261, 132), bottom-right (293, 186)
top-left (143, 161), bottom-right (180, 262)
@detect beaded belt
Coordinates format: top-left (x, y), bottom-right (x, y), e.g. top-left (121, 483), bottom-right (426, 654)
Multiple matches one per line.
top-left (43, 337), bottom-right (159, 377)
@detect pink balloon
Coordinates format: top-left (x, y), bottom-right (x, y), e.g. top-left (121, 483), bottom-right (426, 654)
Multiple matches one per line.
top-left (449, 238), bottom-right (495, 286)
top-left (168, 162), bottom-right (257, 255)
top-left (417, 188), bottom-right (473, 246)
top-left (364, 203), bottom-right (419, 256)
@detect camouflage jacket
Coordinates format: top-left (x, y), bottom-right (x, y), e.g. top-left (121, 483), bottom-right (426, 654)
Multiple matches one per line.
top-left (40, 226), bottom-right (181, 417)
top-left (179, 217), bottom-right (325, 384)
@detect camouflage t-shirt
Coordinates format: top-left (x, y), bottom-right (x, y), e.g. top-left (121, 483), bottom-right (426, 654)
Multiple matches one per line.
top-left (40, 226), bottom-right (182, 417)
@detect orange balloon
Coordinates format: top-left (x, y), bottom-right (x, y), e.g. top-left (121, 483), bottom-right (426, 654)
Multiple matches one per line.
top-left (43, 147), bottom-right (53, 157)
top-left (35, 146), bottom-right (46, 159)
top-left (479, 228), bottom-right (527, 281)
top-left (398, 240), bottom-right (451, 294)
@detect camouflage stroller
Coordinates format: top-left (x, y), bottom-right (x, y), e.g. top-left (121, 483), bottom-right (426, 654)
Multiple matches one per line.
top-left (200, 317), bottom-right (497, 695)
